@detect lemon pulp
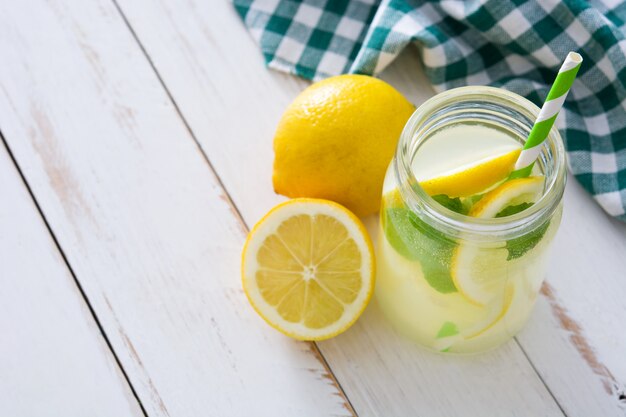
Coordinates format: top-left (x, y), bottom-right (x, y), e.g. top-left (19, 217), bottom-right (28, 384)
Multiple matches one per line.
top-left (242, 199), bottom-right (374, 340)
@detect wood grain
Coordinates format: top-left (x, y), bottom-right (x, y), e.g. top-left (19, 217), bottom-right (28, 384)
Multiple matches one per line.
top-left (0, 141), bottom-right (143, 416)
top-left (0, 1), bottom-right (351, 416)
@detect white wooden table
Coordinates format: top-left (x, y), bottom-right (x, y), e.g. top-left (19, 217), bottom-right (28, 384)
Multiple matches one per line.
top-left (1, 1), bottom-right (625, 416)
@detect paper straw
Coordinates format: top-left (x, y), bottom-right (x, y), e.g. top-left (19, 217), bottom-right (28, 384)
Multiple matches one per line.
top-left (509, 52), bottom-right (583, 179)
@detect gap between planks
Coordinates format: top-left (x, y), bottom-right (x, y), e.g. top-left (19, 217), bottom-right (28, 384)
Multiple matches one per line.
top-left (513, 337), bottom-right (567, 416)
top-left (0, 129), bottom-right (149, 417)
top-left (106, 0), bottom-right (358, 415)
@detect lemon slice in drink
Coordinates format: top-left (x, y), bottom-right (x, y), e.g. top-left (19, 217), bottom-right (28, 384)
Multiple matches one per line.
top-left (464, 282), bottom-right (515, 338)
top-left (451, 177), bottom-right (544, 306)
top-left (419, 148), bottom-right (520, 197)
top-left (242, 199), bottom-right (374, 340)
top-left (382, 148), bottom-right (521, 210)
top-left (469, 176), bottom-right (544, 218)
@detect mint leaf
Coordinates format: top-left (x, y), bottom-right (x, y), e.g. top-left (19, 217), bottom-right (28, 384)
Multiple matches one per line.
top-left (496, 202), bottom-right (534, 218)
top-left (430, 193), bottom-right (484, 215)
top-left (505, 220), bottom-right (549, 260)
top-left (431, 194), bottom-right (468, 215)
top-left (495, 202), bottom-right (549, 259)
top-left (467, 194), bottom-right (484, 205)
top-left (421, 261), bottom-right (457, 294)
top-left (436, 321), bottom-right (459, 338)
top-left (383, 208), bottom-right (457, 293)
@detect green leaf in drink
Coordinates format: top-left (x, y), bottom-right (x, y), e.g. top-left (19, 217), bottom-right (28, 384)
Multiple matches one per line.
top-left (383, 207), bottom-right (457, 293)
top-left (436, 321), bottom-right (459, 338)
top-left (493, 201), bottom-right (550, 260)
top-left (431, 194), bottom-right (469, 215)
top-left (505, 220), bottom-right (550, 260)
top-left (495, 202), bottom-right (533, 217)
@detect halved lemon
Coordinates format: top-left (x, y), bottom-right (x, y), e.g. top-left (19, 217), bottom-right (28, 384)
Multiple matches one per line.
top-left (451, 177), bottom-right (544, 306)
top-left (419, 148), bottom-right (520, 197)
top-left (241, 198), bottom-right (375, 340)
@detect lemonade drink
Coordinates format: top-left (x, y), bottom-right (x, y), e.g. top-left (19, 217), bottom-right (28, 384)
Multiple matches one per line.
top-left (376, 87), bottom-right (566, 353)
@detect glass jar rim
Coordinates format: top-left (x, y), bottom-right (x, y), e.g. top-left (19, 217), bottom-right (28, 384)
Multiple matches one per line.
top-left (395, 86), bottom-right (567, 240)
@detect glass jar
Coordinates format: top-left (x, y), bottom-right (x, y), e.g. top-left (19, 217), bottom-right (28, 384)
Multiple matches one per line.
top-left (376, 86), bottom-right (566, 354)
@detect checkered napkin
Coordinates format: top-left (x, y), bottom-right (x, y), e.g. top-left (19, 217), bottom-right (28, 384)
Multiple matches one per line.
top-left (234, 0), bottom-right (626, 221)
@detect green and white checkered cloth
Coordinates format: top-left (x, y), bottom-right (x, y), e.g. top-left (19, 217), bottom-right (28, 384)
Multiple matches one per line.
top-left (234, 0), bottom-right (626, 221)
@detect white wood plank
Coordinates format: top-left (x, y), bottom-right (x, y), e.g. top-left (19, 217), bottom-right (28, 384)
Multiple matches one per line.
top-left (0, 1), bottom-right (351, 416)
top-left (111, 1), bottom-right (583, 415)
top-left (0, 143), bottom-right (143, 416)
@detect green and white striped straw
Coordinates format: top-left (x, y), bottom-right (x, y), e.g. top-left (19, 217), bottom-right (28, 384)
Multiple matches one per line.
top-left (509, 52), bottom-right (583, 179)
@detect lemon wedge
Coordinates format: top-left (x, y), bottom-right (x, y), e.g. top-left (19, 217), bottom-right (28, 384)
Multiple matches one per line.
top-left (419, 148), bottom-right (520, 197)
top-left (242, 199), bottom-right (374, 340)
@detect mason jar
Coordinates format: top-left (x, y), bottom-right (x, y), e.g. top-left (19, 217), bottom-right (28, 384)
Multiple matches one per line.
top-left (376, 86), bottom-right (566, 354)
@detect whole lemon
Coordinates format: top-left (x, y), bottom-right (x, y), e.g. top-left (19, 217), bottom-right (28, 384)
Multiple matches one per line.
top-left (272, 74), bottom-right (415, 217)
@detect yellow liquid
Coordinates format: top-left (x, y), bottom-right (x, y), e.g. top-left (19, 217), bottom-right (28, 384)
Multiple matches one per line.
top-left (377, 124), bottom-right (560, 353)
